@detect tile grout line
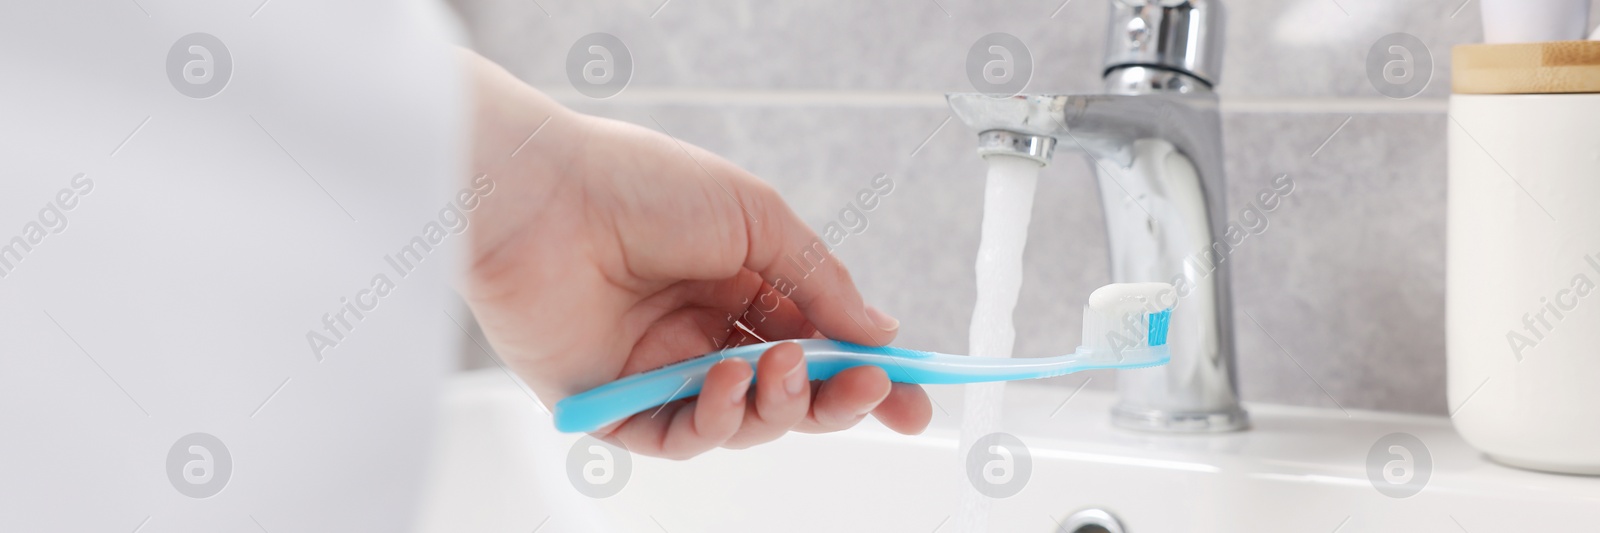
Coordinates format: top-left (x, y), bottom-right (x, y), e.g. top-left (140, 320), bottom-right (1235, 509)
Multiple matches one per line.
top-left (540, 88), bottom-right (1448, 113)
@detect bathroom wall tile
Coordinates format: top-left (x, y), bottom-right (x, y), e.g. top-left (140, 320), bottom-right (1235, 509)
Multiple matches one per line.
top-left (1217, 0), bottom-right (1595, 99)
top-left (540, 100), bottom-right (1450, 414)
top-left (449, 0), bottom-right (1600, 98)
top-left (1217, 0), bottom-right (1476, 100)
top-left (1221, 111), bottom-right (1448, 415)
top-left (448, 0), bottom-right (1108, 94)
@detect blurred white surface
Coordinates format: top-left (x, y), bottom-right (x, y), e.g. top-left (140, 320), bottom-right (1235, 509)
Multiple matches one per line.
top-left (423, 369), bottom-right (1600, 532)
top-left (0, 1), bottom-right (465, 531)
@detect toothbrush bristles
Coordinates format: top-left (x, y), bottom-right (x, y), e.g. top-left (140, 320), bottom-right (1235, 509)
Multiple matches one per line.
top-left (1147, 309), bottom-right (1171, 347)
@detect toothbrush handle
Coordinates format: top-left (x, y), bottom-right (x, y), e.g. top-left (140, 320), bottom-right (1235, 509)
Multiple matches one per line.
top-left (551, 342), bottom-right (774, 433)
top-left (551, 339), bottom-right (1048, 433)
top-left (552, 339), bottom-right (942, 433)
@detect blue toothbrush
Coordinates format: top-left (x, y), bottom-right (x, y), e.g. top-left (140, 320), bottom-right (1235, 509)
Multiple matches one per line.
top-left (553, 282), bottom-right (1176, 433)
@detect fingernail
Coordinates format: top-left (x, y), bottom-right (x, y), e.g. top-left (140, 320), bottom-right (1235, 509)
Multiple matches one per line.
top-left (730, 375), bottom-right (752, 405)
top-left (783, 348), bottom-right (808, 396)
top-left (866, 305), bottom-right (899, 332)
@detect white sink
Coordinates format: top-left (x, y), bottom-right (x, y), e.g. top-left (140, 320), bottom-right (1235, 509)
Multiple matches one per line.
top-left (419, 370), bottom-right (1600, 532)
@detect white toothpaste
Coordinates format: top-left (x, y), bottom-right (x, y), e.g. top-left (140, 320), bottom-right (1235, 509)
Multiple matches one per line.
top-left (1088, 282), bottom-right (1175, 316)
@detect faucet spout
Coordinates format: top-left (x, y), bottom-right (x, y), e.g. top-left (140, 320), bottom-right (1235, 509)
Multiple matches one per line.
top-left (947, 0), bottom-right (1243, 432)
top-left (947, 84), bottom-right (1247, 433)
top-left (1070, 91), bottom-right (1246, 432)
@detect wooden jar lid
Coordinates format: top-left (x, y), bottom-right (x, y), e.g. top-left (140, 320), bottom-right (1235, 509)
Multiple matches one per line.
top-left (1453, 40), bottom-right (1600, 94)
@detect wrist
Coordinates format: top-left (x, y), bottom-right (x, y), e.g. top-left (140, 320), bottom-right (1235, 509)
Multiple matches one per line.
top-left (462, 49), bottom-right (586, 176)
top-left (459, 49), bottom-right (593, 287)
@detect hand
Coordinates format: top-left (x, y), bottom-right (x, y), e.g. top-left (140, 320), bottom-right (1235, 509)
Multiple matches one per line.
top-left (458, 51), bottom-right (932, 459)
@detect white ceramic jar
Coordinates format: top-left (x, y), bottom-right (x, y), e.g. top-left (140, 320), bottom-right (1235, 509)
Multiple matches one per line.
top-left (1448, 90), bottom-right (1600, 474)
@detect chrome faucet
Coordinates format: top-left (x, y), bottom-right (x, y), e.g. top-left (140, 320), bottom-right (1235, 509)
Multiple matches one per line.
top-left (948, 0), bottom-right (1247, 432)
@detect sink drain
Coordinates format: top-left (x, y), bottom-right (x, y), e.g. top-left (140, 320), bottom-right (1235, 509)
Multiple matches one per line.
top-left (1059, 508), bottom-right (1126, 533)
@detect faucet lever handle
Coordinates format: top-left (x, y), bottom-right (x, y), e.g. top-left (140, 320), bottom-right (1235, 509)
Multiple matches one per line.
top-left (1103, 0), bottom-right (1225, 86)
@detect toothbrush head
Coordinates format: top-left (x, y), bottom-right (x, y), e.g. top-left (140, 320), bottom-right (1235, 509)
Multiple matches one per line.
top-left (1081, 282), bottom-right (1176, 358)
top-left (1146, 307), bottom-right (1171, 347)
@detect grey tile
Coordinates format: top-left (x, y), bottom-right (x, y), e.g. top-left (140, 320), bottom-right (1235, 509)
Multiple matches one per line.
top-left (1217, 0), bottom-right (1477, 99)
top-left (1214, 0), bottom-right (1595, 99)
top-left (1222, 111), bottom-right (1448, 415)
top-left (449, 0), bottom-right (1600, 98)
top-left (548, 100), bottom-right (1450, 414)
top-left (449, 0), bottom-right (1110, 94)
